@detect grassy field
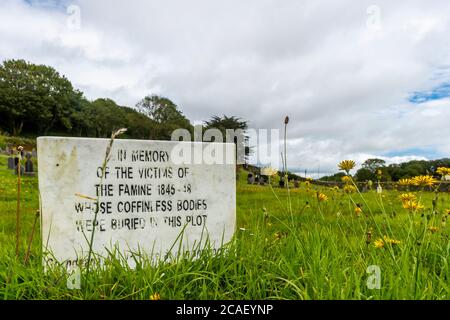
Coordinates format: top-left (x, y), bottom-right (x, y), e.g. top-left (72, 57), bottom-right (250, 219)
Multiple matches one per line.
top-left (0, 153), bottom-right (449, 300)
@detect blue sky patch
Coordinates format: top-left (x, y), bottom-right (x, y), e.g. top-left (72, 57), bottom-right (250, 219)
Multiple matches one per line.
top-left (409, 83), bottom-right (450, 104)
top-left (23, 0), bottom-right (72, 11)
top-left (383, 147), bottom-right (441, 159)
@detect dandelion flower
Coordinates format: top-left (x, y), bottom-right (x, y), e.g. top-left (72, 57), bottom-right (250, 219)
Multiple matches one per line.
top-left (399, 193), bottom-right (417, 203)
top-left (341, 175), bottom-right (352, 184)
top-left (317, 193), bottom-right (328, 202)
top-left (338, 160), bottom-right (356, 173)
top-left (411, 175), bottom-right (437, 187)
top-left (150, 293), bottom-right (161, 300)
top-left (436, 167), bottom-right (450, 176)
top-left (428, 226), bottom-right (439, 233)
top-left (374, 239), bottom-right (384, 249)
top-left (343, 184), bottom-right (357, 194)
top-left (354, 206), bottom-right (362, 216)
top-left (402, 200), bottom-right (425, 211)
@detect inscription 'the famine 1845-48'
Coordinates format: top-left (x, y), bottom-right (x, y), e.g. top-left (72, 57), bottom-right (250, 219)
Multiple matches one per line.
top-left (37, 137), bottom-right (236, 268)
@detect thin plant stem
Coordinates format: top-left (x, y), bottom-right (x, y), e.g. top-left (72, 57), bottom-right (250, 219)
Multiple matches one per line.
top-left (284, 120), bottom-right (293, 225)
top-left (15, 149), bottom-right (22, 257)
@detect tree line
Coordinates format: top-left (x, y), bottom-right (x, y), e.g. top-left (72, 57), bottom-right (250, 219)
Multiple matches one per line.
top-left (0, 59), bottom-right (248, 149)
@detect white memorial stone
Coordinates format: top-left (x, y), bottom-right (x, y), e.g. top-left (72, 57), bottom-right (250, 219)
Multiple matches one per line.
top-left (37, 137), bottom-right (236, 268)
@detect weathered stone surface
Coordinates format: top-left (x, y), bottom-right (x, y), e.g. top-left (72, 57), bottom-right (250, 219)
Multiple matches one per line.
top-left (7, 157), bottom-right (14, 169)
top-left (37, 137), bottom-right (236, 268)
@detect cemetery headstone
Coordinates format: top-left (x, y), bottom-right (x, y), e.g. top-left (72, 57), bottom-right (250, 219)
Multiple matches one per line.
top-left (7, 156), bottom-right (14, 170)
top-left (37, 137), bottom-right (236, 269)
top-left (259, 175), bottom-right (267, 185)
top-left (24, 152), bottom-right (35, 176)
top-left (294, 179), bottom-right (300, 188)
top-left (279, 177), bottom-right (285, 188)
top-left (247, 173), bottom-right (254, 184)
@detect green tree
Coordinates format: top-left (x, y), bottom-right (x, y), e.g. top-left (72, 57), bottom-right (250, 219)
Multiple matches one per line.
top-left (136, 95), bottom-right (192, 140)
top-left (90, 98), bottom-right (127, 137)
top-left (362, 158), bottom-right (386, 173)
top-left (0, 59), bottom-right (78, 135)
top-left (355, 168), bottom-right (375, 182)
top-left (122, 106), bottom-right (157, 139)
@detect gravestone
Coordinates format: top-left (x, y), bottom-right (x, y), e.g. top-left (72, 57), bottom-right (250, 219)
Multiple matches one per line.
top-left (37, 137), bottom-right (236, 269)
top-left (24, 152), bottom-right (36, 176)
top-left (294, 179), bottom-right (300, 188)
top-left (32, 148), bottom-right (38, 158)
top-left (247, 173), bottom-right (254, 184)
top-left (7, 156), bottom-right (15, 170)
top-left (259, 175), bottom-right (267, 185)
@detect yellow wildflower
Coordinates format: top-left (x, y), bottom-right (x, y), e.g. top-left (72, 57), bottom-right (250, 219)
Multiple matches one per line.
top-left (341, 175), bottom-right (352, 184)
top-left (411, 175), bottom-right (437, 187)
top-left (399, 193), bottom-right (416, 203)
top-left (402, 201), bottom-right (425, 211)
top-left (338, 160), bottom-right (356, 173)
top-left (150, 293), bottom-right (161, 300)
top-left (436, 167), bottom-right (450, 176)
top-left (343, 184), bottom-right (357, 193)
top-left (374, 239), bottom-right (384, 249)
top-left (317, 193), bottom-right (328, 202)
top-left (428, 226), bottom-right (439, 233)
top-left (354, 207), bottom-right (362, 216)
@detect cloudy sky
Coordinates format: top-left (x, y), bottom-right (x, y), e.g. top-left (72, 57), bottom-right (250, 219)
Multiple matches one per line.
top-left (1, 0), bottom-right (450, 176)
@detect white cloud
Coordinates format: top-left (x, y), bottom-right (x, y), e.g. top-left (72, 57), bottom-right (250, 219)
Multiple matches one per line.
top-left (1, 0), bottom-right (450, 175)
